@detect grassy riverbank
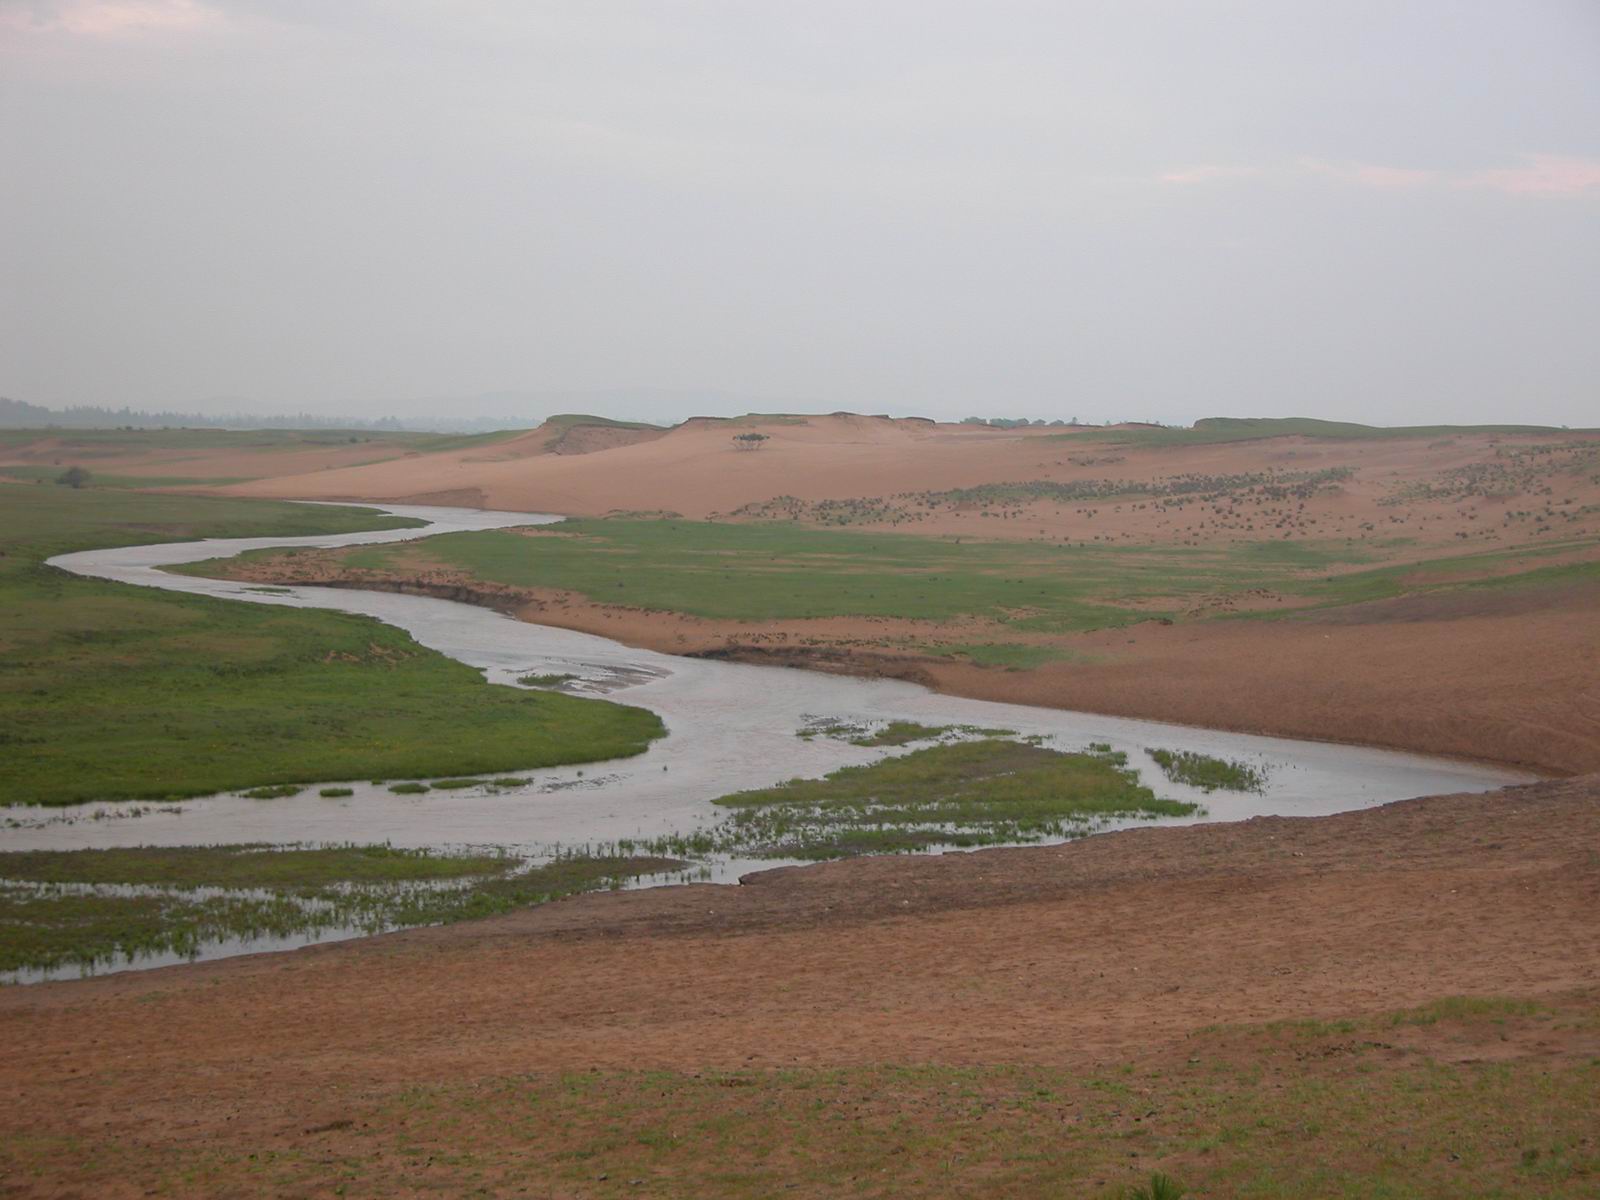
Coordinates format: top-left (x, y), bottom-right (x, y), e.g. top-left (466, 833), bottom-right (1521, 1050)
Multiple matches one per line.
top-left (304, 517), bottom-right (1369, 630)
top-left (201, 515), bottom-right (1600, 637)
top-left (0, 484), bottom-right (663, 805)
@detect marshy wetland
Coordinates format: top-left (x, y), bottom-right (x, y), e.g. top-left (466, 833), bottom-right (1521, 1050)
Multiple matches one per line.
top-left (1, 496), bottom-right (1526, 980)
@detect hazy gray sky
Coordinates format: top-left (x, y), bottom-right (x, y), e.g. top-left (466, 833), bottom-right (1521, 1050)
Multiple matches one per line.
top-left (2, 1), bottom-right (1597, 425)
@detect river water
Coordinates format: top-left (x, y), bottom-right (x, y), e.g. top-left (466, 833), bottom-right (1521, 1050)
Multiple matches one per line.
top-left (3, 503), bottom-right (1530, 976)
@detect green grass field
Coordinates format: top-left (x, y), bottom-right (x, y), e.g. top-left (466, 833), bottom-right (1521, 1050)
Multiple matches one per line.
top-left (0, 483), bottom-right (663, 805)
top-left (284, 517), bottom-right (1383, 633)
top-left (233, 516), bottom-right (1600, 641)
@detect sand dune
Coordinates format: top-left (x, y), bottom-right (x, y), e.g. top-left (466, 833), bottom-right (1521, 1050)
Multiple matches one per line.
top-left (210, 413), bottom-right (1600, 558)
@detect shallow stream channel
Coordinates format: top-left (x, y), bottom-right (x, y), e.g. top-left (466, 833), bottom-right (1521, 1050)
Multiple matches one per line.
top-left (3, 504), bottom-right (1529, 981)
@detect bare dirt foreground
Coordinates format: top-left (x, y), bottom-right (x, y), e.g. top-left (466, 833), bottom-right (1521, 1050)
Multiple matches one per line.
top-left (3, 775), bottom-right (1598, 1198)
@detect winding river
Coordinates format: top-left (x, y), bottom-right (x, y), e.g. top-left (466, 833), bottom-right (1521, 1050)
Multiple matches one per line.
top-left (3, 503), bottom-right (1531, 975)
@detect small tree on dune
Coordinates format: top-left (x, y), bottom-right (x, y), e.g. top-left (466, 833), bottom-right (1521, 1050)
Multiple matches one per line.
top-left (733, 432), bottom-right (769, 451)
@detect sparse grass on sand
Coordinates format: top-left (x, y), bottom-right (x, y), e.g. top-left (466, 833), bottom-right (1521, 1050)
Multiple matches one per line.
top-left (11, 993), bottom-right (1593, 1198)
top-left (0, 845), bottom-right (685, 974)
top-left (0, 483), bottom-right (664, 805)
top-left (636, 739), bottom-right (1196, 861)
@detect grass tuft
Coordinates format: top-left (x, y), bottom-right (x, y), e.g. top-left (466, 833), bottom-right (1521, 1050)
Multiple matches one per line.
top-left (238, 785), bottom-right (303, 800)
top-left (1147, 748), bottom-right (1265, 792)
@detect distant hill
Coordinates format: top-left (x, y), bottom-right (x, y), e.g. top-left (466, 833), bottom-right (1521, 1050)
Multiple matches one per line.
top-left (1073, 416), bottom-right (1588, 447)
top-left (0, 395), bottom-right (403, 432)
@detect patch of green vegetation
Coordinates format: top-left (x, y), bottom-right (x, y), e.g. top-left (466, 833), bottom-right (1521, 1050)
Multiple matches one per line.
top-left (237, 785), bottom-right (303, 800)
top-left (1115, 1175), bottom-right (1186, 1200)
top-left (388, 782), bottom-right (430, 795)
top-left (1268, 540), bottom-right (1600, 612)
top-left (1387, 996), bottom-right (1546, 1027)
top-left (0, 843), bottom-right (511, 890)
top-left (0, 483), bottom-right (664, 805)
top-left (795, 716), bottom-right (870, 741)
top-left (846, 720), bottom-right (952, 747)
top-left (796, 717), bottom-right (1013, 746)
top-left (0, 846), bottom-right (685, 974)
top-left (925, 642), bottom-right (1077, 669)
top-left (429, 778), bottom-right (484, 790)
top-left (518, 672), bottom-right (577, 688)
top-left (1069, 416), bottom-right (1580, 448)
top-left (0, 465), bottom-right (256, 488)
top-left (1147, 749), bottom-right (1266, 793)
top-left (318, 787), bottom-right (354, 798)
top-left (651, 739), bottom-right (1196, 860)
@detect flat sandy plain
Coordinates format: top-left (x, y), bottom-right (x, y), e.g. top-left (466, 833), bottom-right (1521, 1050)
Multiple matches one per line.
top-left (3, 415), bottom-right (1598, 1197)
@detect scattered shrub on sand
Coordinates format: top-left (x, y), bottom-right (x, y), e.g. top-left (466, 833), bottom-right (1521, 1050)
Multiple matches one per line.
top-left (1146, 748), bottom-right (1265, 792)
top-left (318, 787), bottom-right (355, 798)
top-left (238, 785), bottom-right (302, 800)
top-left (388, 782), bottom-right (430, 795)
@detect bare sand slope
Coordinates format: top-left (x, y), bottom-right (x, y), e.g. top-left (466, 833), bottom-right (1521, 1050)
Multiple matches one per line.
top-left (217, 413), bottom-right (1027, 513)
top-left (1, 775), bottom-right (1596, 1196)
top-left (924, 582), bottom-right (1600, 775)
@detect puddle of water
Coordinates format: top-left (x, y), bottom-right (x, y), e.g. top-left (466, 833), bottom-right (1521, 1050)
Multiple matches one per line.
top-left (2, 503), bottom-right (1531, 978)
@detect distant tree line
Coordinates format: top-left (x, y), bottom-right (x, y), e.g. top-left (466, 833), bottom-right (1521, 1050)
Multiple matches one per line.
top-left (0, 396), bottom-right (513, 434)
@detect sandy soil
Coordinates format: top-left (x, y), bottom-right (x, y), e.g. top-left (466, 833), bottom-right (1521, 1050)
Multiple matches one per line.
top-left (200, 414), bottom-right (1600, 556)
top-left (2, 774), bottom-right (1596, 1196)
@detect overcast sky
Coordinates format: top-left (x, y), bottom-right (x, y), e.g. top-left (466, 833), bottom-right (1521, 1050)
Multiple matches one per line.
top-left (2, 1), bottom-right (1597, 426)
